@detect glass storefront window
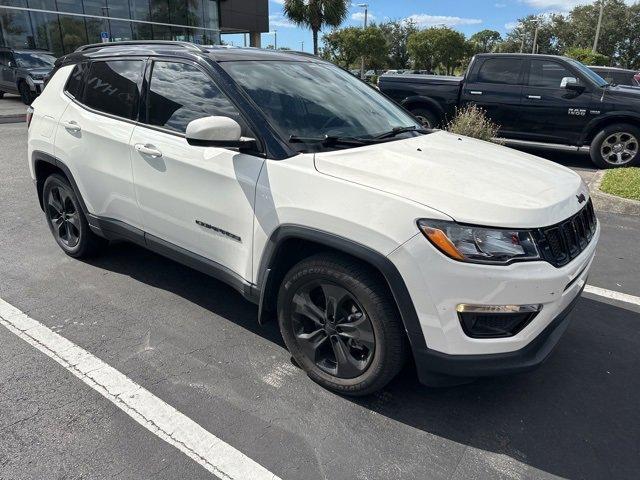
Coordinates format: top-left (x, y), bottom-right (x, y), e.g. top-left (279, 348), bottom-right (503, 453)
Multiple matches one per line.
top-left (109, 20), bottom-right (133, 41)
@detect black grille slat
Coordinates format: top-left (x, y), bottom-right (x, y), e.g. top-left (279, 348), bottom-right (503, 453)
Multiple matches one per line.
top-left (540, 200), bottom-right (596, 267)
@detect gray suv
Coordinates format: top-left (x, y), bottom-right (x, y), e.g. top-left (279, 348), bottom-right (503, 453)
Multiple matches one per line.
top-left (0, 47), bottom-right (56, 105)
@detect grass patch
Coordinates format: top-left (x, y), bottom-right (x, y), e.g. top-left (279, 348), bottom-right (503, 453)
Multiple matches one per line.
top-left (600, 167), bottom-right (640, 202)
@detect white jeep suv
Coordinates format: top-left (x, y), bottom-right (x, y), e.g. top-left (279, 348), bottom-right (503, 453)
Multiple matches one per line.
top-left (27, 41), bottom-right (599, 395)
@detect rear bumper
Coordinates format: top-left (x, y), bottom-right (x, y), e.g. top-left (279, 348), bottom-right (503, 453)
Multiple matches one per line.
top-left (413, 285), bottom-right (583, 385)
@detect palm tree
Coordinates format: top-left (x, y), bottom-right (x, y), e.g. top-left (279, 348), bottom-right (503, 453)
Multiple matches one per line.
top-left (283, 0), bottom-right (349, 55)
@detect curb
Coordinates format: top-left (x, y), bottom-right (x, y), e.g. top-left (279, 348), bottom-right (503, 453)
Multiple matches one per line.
top-left (0, 113), bottom-right (26, 124)
top-left (587, 170), bottom-right (640, 216)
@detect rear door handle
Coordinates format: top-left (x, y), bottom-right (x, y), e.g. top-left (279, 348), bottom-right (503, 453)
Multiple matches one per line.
top-left (527, 95), bottom-right (542, 100)
top-left (134, 143), bottom-right (163, 158)
top-left (469, 91), bottom-right (483, 95)
top-left (62, 120), bottom-right (81, 133)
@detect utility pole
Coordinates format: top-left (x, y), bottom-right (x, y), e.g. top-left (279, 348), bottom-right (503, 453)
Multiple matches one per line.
top-left (300, 40), bottom-right (304, 52)
top-left (274, 29), bottom-right (277, 49)
top-left (358, 3), bottom-right (368, 79)
top-left (593, 0), bottom-right (605, 54)
top-left (531, 19), bottom-right (540, 55)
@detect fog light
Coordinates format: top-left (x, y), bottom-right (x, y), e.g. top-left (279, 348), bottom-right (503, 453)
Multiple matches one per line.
top-left (456, 304), bottom-right (542, 338)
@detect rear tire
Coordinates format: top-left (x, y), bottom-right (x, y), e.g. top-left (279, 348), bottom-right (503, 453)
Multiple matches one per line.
top-left (278, 253), bottom-right (408, 396)
top-left (410, 107), bottom-right (438, 128)
top-left (18, 82), bottom-right (35, 105)
top-left (590, 123), bottom-right (640, 168)
top-left (42, 174), bottom-right (107, 258)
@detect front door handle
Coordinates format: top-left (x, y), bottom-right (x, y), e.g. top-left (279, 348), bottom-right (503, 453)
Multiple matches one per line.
top-left (469, 91), bottom-right (483, 95)
top-left (62, 120), bottom-right (81, 133)
top-left (134, 143), bottom-right (163, 158)
top-left (527, 95), bottom-right (542, 100)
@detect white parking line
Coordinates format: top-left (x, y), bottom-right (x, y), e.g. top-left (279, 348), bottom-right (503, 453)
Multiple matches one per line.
top-left (585, 285), bottom-right (640, 307)
top-left (0, 298), bottom-right (280, 480)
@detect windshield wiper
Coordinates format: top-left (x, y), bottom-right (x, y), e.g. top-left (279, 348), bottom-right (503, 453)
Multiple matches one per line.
top-left (288, 135), bottom-right (376, 147)
top-left (372, 125), bottom-right (428, 140)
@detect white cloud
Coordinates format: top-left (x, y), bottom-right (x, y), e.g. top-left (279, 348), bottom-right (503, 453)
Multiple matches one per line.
top-left (269, 15), bottom-right (296, 28)
top-left (351, 11), bottom-right (376, 22)
top-left (522, 0), bottom-right (636, 8)
top-left (505, 21), bottom-right (519, 30)
top-left (270, 0), bottom-right (285, 4)
top-left (495, 2), bottom-right (507, 7)
top-left (405, 14), bottom-right (483, 28)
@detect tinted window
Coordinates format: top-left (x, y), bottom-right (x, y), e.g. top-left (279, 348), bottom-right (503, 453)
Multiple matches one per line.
top-left (477, 58), bottom-right (523, 85)
top-left (14, 52), bottom-right (56, 68)
top-left (65, 62), bottom-right (87, 99)
top-left (528, 60), bottom-right (573, 88)
top-left (146, 61), bottom-right (247, 134)
top-left (613, 72), bottom-right (634, 86)
top-left (83, 60), bottom-right (142, 120)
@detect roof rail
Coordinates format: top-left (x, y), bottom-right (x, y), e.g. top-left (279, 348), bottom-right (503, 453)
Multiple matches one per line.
top-left (75, 40), bottom-right (204, 53)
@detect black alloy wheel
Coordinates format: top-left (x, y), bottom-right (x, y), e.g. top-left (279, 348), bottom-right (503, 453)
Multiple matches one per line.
top-left (278, 253), bottom-right (408, 396)
top-left (42, 174), bottom-right (107, 258)
top-left (19, 82), bottom-right (34, 105)
top-left (291, 281), bottom-right (375, 379)
top-left (46, 184), bottom-right (81, 249)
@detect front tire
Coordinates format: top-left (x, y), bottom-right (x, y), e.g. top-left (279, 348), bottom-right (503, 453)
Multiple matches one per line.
top-left (18, 82), bottom-right (35, 105)
top-left (410, 107), bottom-right (438, 128)
top-left (42, 174), bottom-right (107, 258)
top-left (278, 253), bottom-right (407, 396)
top-left (590, 123), bottom-right (640, 168)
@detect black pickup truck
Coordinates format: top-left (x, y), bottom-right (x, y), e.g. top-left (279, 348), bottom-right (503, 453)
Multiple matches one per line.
top-left (379, 53), bottom-right (640, 168)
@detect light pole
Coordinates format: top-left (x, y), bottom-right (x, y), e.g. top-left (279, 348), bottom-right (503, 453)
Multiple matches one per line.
top-left (531, 18), bottom-right (540, 54)
top-left (593, 0), bottom-right (605, 54)
top-left (357, 3), bottom-right (368, 79)
top-left (266, 30), bottom-right (277, 49)
top-left (300, 40), bottom-right (304, 52)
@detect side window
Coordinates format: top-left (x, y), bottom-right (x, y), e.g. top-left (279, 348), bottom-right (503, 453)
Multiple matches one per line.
top-left (64, 62), bottom-right (87, 99)
top-left (82, 60), bottom-right (143, 120)
top-left (476, 58), bottom-right (523, 85)
top-left (146, 61), bottom-right (249, 135)
top-left (528, 60), bottom-right (573, 88)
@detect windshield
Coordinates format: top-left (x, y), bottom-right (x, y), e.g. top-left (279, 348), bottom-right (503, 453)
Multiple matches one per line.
top-left (221, 60), bottom-right (422, 149)
top-left (566, 58), bottom-right (608, 88)
top-left (15, 52), bottom-right (55, 69)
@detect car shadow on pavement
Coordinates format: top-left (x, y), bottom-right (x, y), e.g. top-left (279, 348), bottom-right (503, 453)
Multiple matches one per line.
top-left (81, 241), bottom-right (286, 348)
top-left (353, 297), bottom-right (640, 480)
top-left (83, 244), bottom-right (638, 479)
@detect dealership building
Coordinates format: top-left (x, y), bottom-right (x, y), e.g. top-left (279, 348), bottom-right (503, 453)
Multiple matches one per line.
top-left (0, 0), bottom-right (268, 56)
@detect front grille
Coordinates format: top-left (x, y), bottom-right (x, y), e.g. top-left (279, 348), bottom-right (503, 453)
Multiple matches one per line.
top-left (536, 200), bottom-right (596, 267)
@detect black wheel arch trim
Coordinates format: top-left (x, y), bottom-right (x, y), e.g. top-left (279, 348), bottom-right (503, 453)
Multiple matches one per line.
top-left (256, 225), bottom-right (428, 354)
top-left (581, 111), bottom-right (640, 145)
top-left (400, 95), bottom-right (445, 120)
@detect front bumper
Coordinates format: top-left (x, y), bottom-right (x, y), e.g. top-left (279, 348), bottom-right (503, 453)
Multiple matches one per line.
top-left (411, 285), bottom-right (583, 385)
top-left (388, 220), bottom-right (599, 383)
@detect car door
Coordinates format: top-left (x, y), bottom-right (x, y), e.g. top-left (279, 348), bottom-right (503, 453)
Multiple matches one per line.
top-left (0, 51), bottom-right (14, 91)
top-left (459, 56), bottom-right (525, 138)
top-left (518, 58), bottom-right (594, 145)
top-left (55, 59), bottom-right (144, 229)
top-left (130, 59), bottom-right (265, 282)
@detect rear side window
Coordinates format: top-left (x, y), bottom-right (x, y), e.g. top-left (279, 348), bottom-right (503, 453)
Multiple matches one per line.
top-left (146, 61), bottom-right (248, 134)
top-left (528, 60), bottom-right (572, 88)
top-left (83, 60), bottom-right (143, 120)
top-left (476, 58), bottom-right (523, 85)
top-left (65, 63), bottom-right (87, 99)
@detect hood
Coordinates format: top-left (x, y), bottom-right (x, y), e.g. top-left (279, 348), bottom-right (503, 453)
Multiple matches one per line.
top-left (314, 131), bottom-right (587, 228)
top-left (605, 84), bottom-right (640, 98)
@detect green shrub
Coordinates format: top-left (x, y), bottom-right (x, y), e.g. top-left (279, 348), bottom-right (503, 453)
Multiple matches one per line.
top-left (446, 104), bottom-right (501, 143)
top-left (566, 47), bottom-right (610, 66)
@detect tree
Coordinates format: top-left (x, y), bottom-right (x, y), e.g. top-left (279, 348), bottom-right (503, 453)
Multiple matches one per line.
top-left (408, 27), bottom-right (467, 75)
top-left (469, 30), bottom-right (502, 53)
top-left (566, 47), bottom-right (609, 66)
top-left (379, 20), bottom-right (418, 69)
top-left (321, 26), bottom-right (388, 70)
top-left (283, 0), bottom-right (349, 55)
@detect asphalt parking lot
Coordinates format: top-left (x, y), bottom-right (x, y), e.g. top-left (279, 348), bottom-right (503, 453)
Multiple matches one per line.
top-left (1, 122), bottom-right (639, 480)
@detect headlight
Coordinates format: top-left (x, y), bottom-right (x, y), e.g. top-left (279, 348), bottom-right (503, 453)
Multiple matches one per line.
top-left (417, 219), bottom-right (540, 265)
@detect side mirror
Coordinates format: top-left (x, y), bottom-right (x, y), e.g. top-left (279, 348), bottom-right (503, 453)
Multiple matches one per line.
top-left (560, 76), bottom-right (580, 90)
top-left (185, 116), bottom-right (257, 150)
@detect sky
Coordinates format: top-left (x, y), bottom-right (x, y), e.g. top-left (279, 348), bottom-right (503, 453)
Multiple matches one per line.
top-left (220, 0), bottom-right (631, 51)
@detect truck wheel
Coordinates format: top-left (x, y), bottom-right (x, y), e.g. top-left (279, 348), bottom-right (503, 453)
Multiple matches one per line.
top-left (278, 253), bottom-right (408, 396)
top-left (18, 82), bottom-right (35, 105)
top-left (0, 91), bottom-right (4, 99)
top-left (590, 123), bottom-right (640, 168)
top-left (410, 108), bottom-right (438, 128)
top-left (43, 174), bottom-right (107, 258)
